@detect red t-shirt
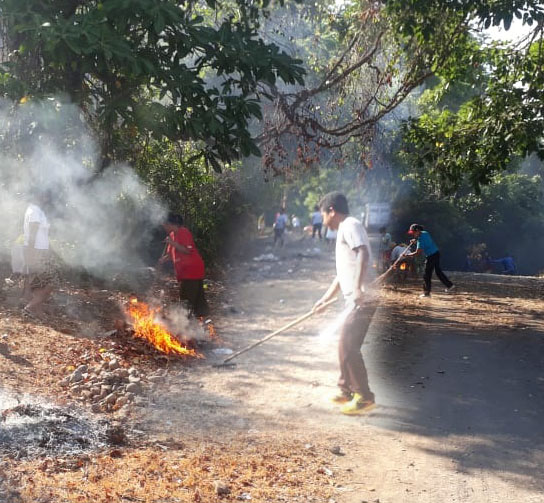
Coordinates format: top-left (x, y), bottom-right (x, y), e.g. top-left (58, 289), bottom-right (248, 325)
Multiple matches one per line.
top-left (167, 227), bottom-right (205, 280)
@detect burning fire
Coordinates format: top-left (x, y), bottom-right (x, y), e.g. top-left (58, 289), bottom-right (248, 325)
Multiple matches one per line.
top-left (200, 317), bottom-right (217, 338)
top-left (400, 262), bottom-right (407, 271)
top-left (127, 298), bottom-right (200, 357)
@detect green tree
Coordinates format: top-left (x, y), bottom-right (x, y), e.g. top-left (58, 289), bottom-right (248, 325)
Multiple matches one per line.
top-left (394, 1), bottom-right (544, 192)
top-left (0, 0), bottom-right (305, 169)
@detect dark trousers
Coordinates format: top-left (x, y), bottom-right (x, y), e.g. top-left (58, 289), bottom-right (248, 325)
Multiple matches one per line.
top-left (338, 303), bottom-right (377, 401)
top-left (179, 279), bottom-right (208, 317)
top-left (312, 223), bottom-right (322, 239)
top-left (274, 227), bottom-right (285, 246)
top-left (424, 251), bottom-right (452, 294)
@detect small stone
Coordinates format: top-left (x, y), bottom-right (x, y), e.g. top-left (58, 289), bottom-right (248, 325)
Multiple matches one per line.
top-left (330, 446), bottom-right (345, 456)
top-left (114, 368), bottom-right (129, 379)
top-left (126, 382), bottom-right (142, 394)
top-left (101, 372), bottom-right (113, 383)
top-left (125, 392), bottom-right (135, 402)
top-left (128, 375), bottom-right (141, 384)
top-left (69, 370), bottom-right (83, 383)
top-left (90, 387), bottom-right (101, 396)
top-left (128, 367), bottom-right (139, 376)
top-left (101, 385), bottom-right (112, 394)
top-left (59, 377), bottom-right (70, 386)
top-left (76, 364), bottom-right (88, 374)
top-left (213, 481), bottom-right (230, 496)
top-left (317, 467), bottom-right (333, 476)
top-left (91, 403), bottom-right (101, 413)
top-left (81, 391), bottom-right (93, 400)
top-left (108, 359), bottom-right (120, 371)
top-left (105, 393), bottom-right (118, 404)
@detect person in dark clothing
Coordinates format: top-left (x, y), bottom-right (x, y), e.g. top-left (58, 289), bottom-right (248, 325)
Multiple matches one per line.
top-left (160, 213), bottom-right (208, 317)
top-left (310, 205), bottom-right (323, 239)
top-left (405, 224), bottom-right (454, 297)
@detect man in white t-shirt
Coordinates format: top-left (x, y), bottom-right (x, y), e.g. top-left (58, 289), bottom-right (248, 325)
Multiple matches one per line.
top-left (313, 192), bottom-right (376, 415)
top-left (22, 195), bottom-right (57, 316)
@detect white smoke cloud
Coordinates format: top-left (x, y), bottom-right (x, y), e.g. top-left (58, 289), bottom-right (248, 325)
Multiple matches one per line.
top-left (0, 97), bottom-right (165, 277)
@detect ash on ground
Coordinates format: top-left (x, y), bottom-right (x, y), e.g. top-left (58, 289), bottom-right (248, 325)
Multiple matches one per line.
top-left (0, 392), bottom-right (119, 459)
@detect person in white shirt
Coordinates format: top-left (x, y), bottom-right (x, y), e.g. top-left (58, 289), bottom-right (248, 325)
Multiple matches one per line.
top-left (291, 215), bottom-right (301, 234)
top-left (313, 192), bottom-right (376, 415)
top-left (22, 192), bottom-right (59, 317)
top-left (310, 205), bottom-right (323, 239)
top-left (325, 226), bottom-right (337, 249)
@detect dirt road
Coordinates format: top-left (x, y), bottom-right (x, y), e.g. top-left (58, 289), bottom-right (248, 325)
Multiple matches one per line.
top-left (141, 235), bottom-right (544, 502)
top-left (2, 233), bottom-right (544, 502)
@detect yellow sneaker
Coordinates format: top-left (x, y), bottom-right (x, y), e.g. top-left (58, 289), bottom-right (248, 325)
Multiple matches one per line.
top-left (331, 392), bottom-right (353, 404)
top-left (340, 393), bottom-right (376, 415)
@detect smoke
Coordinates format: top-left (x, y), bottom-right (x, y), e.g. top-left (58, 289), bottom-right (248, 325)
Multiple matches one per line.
top-left (318, 303), bottom-right (355, 345)
top-left (160, 305), bottom-right (210, 342)
top-left (0, 97), bottom-right (165, 278)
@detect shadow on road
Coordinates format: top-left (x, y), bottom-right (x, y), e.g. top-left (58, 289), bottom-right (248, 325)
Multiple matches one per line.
top-left (367, 286), bottom-right (544, 492)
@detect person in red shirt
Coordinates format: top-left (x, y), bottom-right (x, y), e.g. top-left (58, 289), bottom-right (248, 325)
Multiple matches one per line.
top-left (160, 213), bottom-right (208, 317)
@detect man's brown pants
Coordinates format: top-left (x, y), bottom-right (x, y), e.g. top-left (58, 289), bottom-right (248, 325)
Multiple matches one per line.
top-left (338, 302), bottom-right (377, 401)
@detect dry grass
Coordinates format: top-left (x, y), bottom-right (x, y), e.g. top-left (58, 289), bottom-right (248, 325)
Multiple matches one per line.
top-left (1, 439), bottom-right (336, 503)
top-left (380, 273), bottom-right (544, 337)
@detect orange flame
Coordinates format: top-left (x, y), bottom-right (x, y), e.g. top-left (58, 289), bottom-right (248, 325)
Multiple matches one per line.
top-left (127, 298), bottom-right (200, 357)
top-left (199, 316), bottom-right (218, 338)
top-left (400, 262), bottom-right (407, 270)
top-left (207, 321), bottom-right (217, 338)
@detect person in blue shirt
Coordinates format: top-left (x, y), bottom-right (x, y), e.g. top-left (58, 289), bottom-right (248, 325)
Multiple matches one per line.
top-left (405, 224), bottom-right (454, 297)
top-left (492, 254), bottom-right (516, 275)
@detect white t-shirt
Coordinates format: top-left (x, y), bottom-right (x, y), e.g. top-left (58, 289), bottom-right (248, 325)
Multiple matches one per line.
top-left (325, 228), bottom-right (337, 240)
top-left (335, 216), bottom-right (371, 299)
top-left (24, 204), bottom-right (50, 250)
top-left (311, 211), bottom-right (323, 225)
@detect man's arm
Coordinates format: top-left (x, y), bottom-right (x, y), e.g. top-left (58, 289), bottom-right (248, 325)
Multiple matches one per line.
top-left (351, 245), bottom-right (369, 305)
top-left (165, 236), bottom-right (192, 254)
top-left (405, 239), bottom-right (422, 257)
top-left (313, 276), bottom-right (340, 312)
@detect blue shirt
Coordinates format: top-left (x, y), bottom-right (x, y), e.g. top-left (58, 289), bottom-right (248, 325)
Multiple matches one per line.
top-left (493, 257), bottom-right (516, 273)
top-left (275, 213), bottom-right (288, 230)
top-left (416, 231), bottom-right (439, 257)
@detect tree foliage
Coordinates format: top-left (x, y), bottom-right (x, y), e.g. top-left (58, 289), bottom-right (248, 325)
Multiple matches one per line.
top-left (0, 0), bottom-right (305, 169)
top-left (257, 0), bottom-right (477, 177)
top-left (396, 1), bottom-right (544, 193)
top-left (390, 173), bottom-right (544, 274)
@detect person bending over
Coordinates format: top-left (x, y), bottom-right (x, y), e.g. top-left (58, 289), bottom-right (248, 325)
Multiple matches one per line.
top-left (405, 224), bottom-right (454, 297)
top-left (160, 213), bottom-right (208, 317)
